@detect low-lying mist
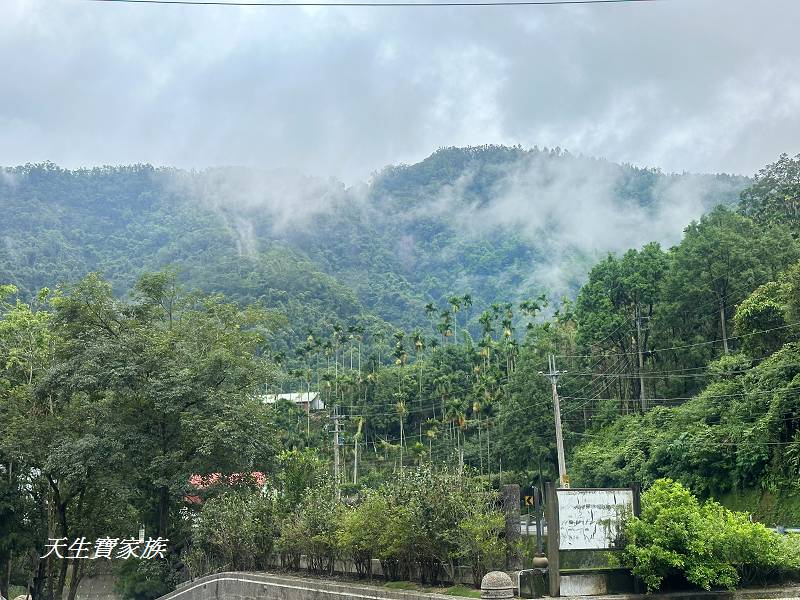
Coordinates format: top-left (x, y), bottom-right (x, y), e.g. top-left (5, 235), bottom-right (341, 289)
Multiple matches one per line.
top-left (168, 147), bottom-right (748, 299)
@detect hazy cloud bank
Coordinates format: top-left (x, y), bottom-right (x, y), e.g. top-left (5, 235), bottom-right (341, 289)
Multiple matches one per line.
top-left (167, 149), bottom-right (747, 296)
top-left (1, 1), bottom-right (799, 180)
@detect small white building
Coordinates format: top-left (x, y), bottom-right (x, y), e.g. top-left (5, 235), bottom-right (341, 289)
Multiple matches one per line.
top-left (261, 391), bottom-right (325, 412)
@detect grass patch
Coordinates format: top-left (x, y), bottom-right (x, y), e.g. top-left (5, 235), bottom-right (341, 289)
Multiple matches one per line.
top-left (382, 581), bottom-right (480, 597)
top-left (384, 581), bottom-right (423, 591)
top-left (444, 585), bottom-right (480, 598)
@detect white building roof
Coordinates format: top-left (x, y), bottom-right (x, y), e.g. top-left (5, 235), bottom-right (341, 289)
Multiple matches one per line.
top-left (261, 391), bottom-right (325, 410)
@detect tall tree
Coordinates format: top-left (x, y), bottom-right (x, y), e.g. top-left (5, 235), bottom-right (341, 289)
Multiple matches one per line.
top-left (662, 207), bottom-right (797, 356)
top-left (739, 153), bottom-right (800, 237)
top-left (43, 272), bottom-right (282, 541)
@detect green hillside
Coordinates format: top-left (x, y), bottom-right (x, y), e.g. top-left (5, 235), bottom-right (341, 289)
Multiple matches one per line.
top-left (4, 150), bottom-right (800, 600)
top-left (0, 146), bottom-right (748, 335)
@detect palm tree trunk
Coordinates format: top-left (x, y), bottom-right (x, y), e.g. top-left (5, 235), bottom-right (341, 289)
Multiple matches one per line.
top-left (399, 419), bottom-right (404, 469)
top-left (486, 421), bottom-right (491, 478)
top-left (478, 419), bottom-right (483, 475)
top-left (458, 433), bottom-right (464, 478)
top-left (719, 298), bottom-right (729, 354)
top-left (353, 438), bottom-right (358, 484)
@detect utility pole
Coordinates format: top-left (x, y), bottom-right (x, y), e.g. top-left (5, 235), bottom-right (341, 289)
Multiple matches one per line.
top-left (636, 307), bottom-right (647, 413)
top-left (333, 405), bottom-right (341, 500)
top-left (541, 354), bottom-right (569, 488)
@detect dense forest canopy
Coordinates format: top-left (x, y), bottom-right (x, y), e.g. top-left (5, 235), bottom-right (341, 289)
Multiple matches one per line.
top-left (0, 146), bottom-right (748, 334)
top-left (4, 148), bottom-right (800, 599)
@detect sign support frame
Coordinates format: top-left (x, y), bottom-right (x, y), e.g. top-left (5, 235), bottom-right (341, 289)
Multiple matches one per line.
top-left (545, 481), bottom-right (560, 597)
top-left (544, 482), bottom-right (641, 597)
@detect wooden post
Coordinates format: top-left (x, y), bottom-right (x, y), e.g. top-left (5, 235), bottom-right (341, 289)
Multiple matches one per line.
top-left (545, 482), bottom-right (560, 597)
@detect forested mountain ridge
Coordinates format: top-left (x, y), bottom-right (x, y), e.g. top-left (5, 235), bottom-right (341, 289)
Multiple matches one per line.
top-left (4, 151), bottom-right (800, 600)
top-left (1, 146), bottom-right (748, 340)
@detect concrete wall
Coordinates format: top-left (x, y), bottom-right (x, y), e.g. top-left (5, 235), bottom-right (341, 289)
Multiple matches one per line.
top-left (161, 573), bottom-right (455, 600)
top-left (76, 575), bottom-right (121, 600)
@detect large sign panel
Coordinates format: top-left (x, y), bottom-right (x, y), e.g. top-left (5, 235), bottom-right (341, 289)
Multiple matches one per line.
top-left (556, 489), bottom-right (634, 550)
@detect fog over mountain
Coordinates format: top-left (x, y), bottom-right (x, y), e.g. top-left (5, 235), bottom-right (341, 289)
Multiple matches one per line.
top-left (0, 146), bottom-right (748, 340)
top-left (6, 2), bottom-right (800, 594)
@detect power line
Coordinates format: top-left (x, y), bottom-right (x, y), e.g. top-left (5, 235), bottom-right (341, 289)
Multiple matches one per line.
top-left (522, 357), bottom-right (800, 421)
top-left (282, 344), bottom-right (798, 421)
top-left (556, 320), bottom-right (800, 360)
top-left (562, 384), bottom-right (800, 403)
top-left (85, 0), bottom-right (663, 7)
top-left (561, 409), bottom-right (800, 426)
top-left (560, 354), bottom-right (632, 418)
top-left (569, 371), bottom-right (731, 379)
top-left (559, 276), bottom-right (770, 360)
top-left (302, 379), bottom-right (800, 473)
top-left (572, 389), bottom-right (800, 419)
top-left (568, 429), bottom-right (796, 447)
top-left (307, 348), bottom-right (800, 418)
top-left (566, 355), bottom-right (800, 379)
top-left (557, 317), bottom-right (634, 391)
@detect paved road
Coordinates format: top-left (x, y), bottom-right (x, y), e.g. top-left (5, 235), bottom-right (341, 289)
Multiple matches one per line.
top-left (519, 520), bottom-right (547, 536)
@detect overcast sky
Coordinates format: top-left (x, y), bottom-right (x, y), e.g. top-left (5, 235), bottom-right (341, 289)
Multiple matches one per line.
top-left (2, 0), bottom-right (799, 181)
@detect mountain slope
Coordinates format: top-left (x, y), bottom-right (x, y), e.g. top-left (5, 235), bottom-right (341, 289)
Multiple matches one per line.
top-left (0, 147), bottom-right (749, 338)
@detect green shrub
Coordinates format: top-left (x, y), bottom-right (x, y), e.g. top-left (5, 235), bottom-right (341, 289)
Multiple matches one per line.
top-left (337, 491), bottom-right (387, 578)
top-left (455, 510), bottom-right (506, 587)
top-left (620, 479), bottom-right (800, 592)
top-left (300, 483), bottom-right (340, 574)
top-left (276, 478), bottom-right (341, 574)
top-left (192, 488), bottom-right (276, 572)
top-left (343, 467), bottom-right (506, 586)
top-left (276, 449), bottom-right (326, 515)
top-left (376, 500), bottom-right (417, 581)
top-left (115, 559), bottom-right (172, 600)
top-left (191, 466), bottom-right (508, 586)
top-left (276, 511), bottom-right (305, 570)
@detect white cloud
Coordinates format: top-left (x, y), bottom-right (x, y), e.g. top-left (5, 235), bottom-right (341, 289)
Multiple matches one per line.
top-left (0, 0), bottom-right (799, 180)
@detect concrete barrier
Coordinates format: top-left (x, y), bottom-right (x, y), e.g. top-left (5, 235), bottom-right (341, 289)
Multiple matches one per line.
top-left (162, 572), bottom-right (456, 600)
top-left (158, 571), bottom-right (800, 600)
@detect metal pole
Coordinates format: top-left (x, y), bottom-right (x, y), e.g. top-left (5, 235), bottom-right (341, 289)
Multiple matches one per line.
top-left (526, 512), bottom-right (530, 539)
top-left (534, 487), bottom-right (543, 556)
top-left (353, 437), bottom-right (358, 485)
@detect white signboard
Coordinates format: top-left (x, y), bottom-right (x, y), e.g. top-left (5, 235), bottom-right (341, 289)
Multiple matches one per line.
top-left (556, 489), bottom-right (634, 550)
